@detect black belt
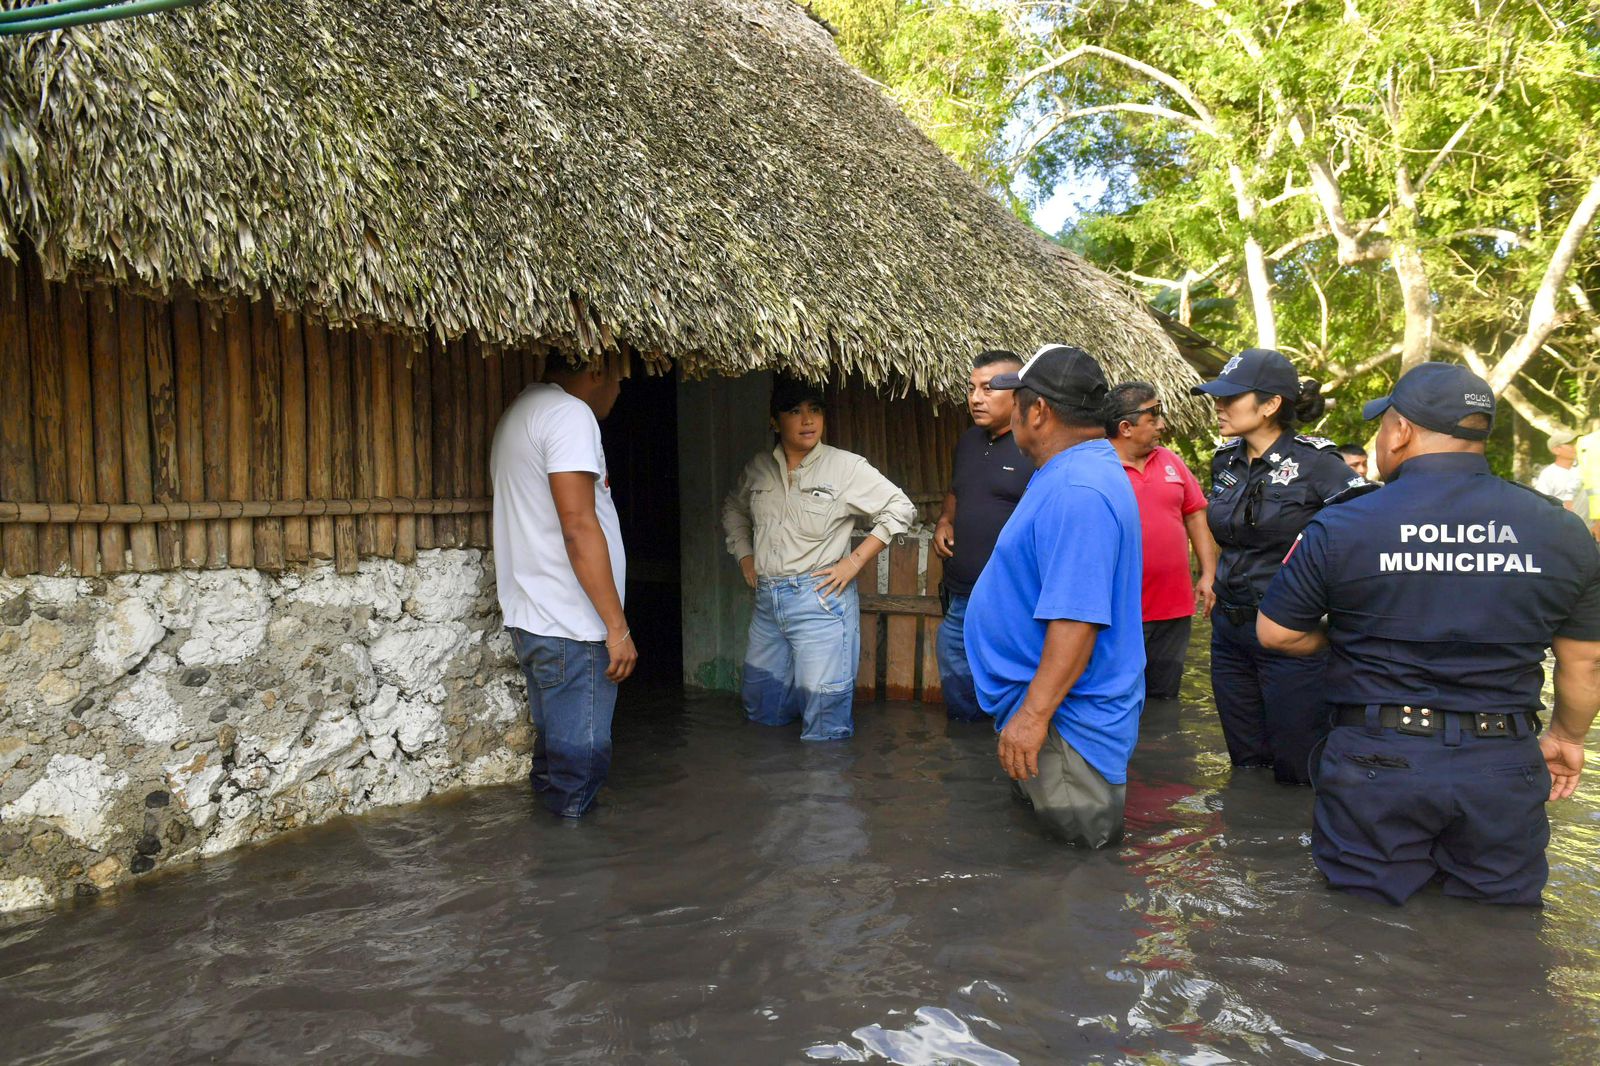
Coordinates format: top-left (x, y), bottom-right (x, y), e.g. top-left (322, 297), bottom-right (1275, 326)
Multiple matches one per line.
top-left (1219, 603), bottom-right (1257, 625)
top-left (1334, 705), bottom-right (1540, 738)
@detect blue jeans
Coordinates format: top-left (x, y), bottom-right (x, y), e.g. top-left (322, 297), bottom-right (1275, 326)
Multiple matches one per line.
top-left (742, 575), bottom-right (860, 741)
top-left (509, 628), bottom-right (618, 818)
top-left (937, 591), bottom-right (984, 721)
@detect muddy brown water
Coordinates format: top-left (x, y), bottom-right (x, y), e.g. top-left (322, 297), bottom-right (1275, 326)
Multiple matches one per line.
top-left (4, 651), bottom-right (1600, 1064)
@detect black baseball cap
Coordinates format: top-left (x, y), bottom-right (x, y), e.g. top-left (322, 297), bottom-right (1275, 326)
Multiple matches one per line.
top-left (1191, 348), bottom-right (1299, 399)
top-left (1362, 362), bottom-right (1495, 441)
top-left (989, 344), bottom-right (1108, 411)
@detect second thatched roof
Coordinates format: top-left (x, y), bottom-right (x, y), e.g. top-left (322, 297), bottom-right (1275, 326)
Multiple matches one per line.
top-left (0, 0), bottom-right (1198, 407)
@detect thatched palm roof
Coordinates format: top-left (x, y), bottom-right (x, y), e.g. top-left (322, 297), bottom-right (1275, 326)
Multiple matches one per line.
top-left (0, 0), bottom-right (1199, 409)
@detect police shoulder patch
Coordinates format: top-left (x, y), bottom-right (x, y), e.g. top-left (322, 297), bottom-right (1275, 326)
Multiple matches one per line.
top-left (1294, 434), bottom-right (1339, 450)
top-left (1217, 437), bottom-right (1244, 450)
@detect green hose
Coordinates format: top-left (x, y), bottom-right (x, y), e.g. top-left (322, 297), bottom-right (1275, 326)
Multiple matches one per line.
top-left (0, 0), bottom-right (201, 35)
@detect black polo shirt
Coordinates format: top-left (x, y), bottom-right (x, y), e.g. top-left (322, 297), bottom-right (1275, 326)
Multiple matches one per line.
top-left (944, 426), bottom-right (1033, 595)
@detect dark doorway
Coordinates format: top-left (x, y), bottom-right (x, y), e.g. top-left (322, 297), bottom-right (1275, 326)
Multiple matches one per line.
top-left (600, 368), bottom-right (682, 684)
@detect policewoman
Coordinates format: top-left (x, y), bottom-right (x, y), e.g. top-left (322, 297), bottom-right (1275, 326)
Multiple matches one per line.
top-left (721, 376), bottom-right (916, 741)
top-left (1194, 348), bottom-right (1374, 783)
top-left (1258, 363), bottom-right (1600, 905)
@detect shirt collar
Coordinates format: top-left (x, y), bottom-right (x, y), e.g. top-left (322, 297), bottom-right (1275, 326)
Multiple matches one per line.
top-left (772, 442), bottom-right (827, 470)
top-left (1389, 452), bottom-right (1491, 481)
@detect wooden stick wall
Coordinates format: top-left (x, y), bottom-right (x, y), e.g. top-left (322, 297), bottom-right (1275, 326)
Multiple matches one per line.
top-left (0, 256), bottom-right (542, 577)
top-left (824, 376), bottom-right (966, 517)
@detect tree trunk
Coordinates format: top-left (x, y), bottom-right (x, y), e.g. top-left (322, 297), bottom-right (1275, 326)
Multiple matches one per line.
top-left (1243, 235), bottom-right (1277, 348)
top-left (1391, 239), bottom-right (1434, 373)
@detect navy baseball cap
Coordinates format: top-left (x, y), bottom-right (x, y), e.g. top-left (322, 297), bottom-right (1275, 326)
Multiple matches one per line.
top-left (1362, 362), bottom-right (1495, 441)
top-left (989, 344), bottom-right (1108, 411)
top-left (1191, 348), bottom-right (1299, 399)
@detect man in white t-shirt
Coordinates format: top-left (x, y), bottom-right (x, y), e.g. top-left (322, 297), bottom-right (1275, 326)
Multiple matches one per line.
top-left (491, 352), bottom-right (634, 818)
top-left (1533, 431), bottom-right (1588, 517)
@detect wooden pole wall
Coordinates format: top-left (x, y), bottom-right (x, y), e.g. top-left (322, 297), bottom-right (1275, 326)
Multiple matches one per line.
top-left (224, 304), bottom-right (253, 568)
top-left (145, 300), bottom-right (182, 569)
top-left (371, 334), bottom-right (397, 557)
top-left (57, 283), bottom-right (97, 574)
top-left (24, 258), bottom-right (68, 575)
top-left (393, 344), bottom-right (417, 563)
top-left (279, 310), bottom-right (309, 563)
top-left (90, 291), bottom-right (127, 572)
top-left (304, 319), bottom-right (334, 561)
top-left (0, 259), bottom-right (36, 576)
top-left (328, 329), bottom-right (358, 573)
top-left (413, 339), bottom-right (435, 550)
top-left (172, 293), bottom-right (207, 568)
top-left (200, 303), bottom-right (230, 568)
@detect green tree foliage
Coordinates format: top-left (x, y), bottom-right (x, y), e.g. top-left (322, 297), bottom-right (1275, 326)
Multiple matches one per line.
top-left (813, 0), bottom-right (1600, 457)
top-left (806, 1), bottom-right (1028, 198)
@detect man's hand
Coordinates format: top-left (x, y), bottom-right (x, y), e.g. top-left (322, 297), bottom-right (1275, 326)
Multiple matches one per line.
top-left (933, 519), bottom-right (956, 559)
top-left (739, 555), bottom-right (757, 589)
top-left (1196, 573), bottom-right (1216, 617)
top-left (1541, 725), bottom-right (1586, 800)
top-left (605, 624), bottom-right (638, 683)
top-left (812, 555), bottom-right (861, 597)
top-left (997, 708), bottom-right (1051, 781)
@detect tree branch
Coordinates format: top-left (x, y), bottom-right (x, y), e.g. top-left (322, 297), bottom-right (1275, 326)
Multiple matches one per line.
top-left (1415, 74), bottom-right (1506, 193)
top-left (1488, 173), bottom-right (1600, 392)
top-left (1015, 44), bottom-right (1218, 133)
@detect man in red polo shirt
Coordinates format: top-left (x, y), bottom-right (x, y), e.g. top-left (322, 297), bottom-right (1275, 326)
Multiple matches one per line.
top-left (1106, 382), bottom-right (1217, 702)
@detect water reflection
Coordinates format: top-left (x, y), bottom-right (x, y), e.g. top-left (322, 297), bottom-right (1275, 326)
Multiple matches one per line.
top-left (0, 643), bottom-right (1598, 1064)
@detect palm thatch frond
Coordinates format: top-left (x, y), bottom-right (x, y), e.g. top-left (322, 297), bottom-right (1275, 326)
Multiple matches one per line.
top-left (0, 0), bottom-right (1201, 420)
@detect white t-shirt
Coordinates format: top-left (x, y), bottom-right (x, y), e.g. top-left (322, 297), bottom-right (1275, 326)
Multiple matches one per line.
top-left (490, 383), bottom-right (625, 641)
top-left (1533, 462), bottom-right (1585, 504)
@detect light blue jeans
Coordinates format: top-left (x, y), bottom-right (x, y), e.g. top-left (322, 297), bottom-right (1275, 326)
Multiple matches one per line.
top-left (742, 575), bottom-right (860, 741)
top-left (936, 591), bottom-right (984, 722)
top-left (509, 628), bottom-right (618, 818)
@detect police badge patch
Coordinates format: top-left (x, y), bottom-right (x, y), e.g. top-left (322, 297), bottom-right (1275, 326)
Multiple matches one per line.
top-left (1269, 458), bottom-right (1300, 485)
top-left (1221, 354), bottom-right (1244, 375)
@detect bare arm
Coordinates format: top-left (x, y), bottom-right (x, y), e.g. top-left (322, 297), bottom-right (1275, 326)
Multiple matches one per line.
top-left (1544, 636), bottom-right (1600, 800)
top-left (997, 620), bottom-right (1097, 781)
top-left (1184, 508), bottom-right (1218, 616)
top-left (1256, 610), bottom-right (1328, 657)
top-left (550, 471), bottom-right (636, 682)
top-left (933, 490), bottom-right (957, 559)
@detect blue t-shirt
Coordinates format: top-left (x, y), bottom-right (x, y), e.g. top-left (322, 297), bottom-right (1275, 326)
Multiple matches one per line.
top-left (964, 438), bottom-right (1146, 783)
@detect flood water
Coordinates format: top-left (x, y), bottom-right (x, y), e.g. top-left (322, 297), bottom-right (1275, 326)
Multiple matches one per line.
top-left (4, 643), bottom-right (1600, 1064)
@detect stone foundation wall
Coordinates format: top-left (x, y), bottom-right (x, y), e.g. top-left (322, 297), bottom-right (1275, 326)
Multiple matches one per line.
top-left (0, 550), bottom-right (531, 913)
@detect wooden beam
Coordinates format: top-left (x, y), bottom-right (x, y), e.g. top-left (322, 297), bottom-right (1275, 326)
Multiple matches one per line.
top-left (250, 299), bottom-right (284, 570)
top-left (0, 497), bottom-right (492, 523)
top-left (224, 303), bottom-right (253, 567)
top-left (117, 292), bottom-right (158, 571)
top-left (328, 329), bottom-right (357, 572)
top-left (90, 290), bottom-right (127, 572)
top-left (145, 299), bottom-right (181, 569)
top-left (412, 337), bottom-right (434, 551)
top-left (371, 333), bottom-right (397, 557)
top-left (200, 301), bottom-right (231, 567)
top-left (279, 309), bottom-right (309, 563)
top-left (304, 317), bottom-right (334, 560)
top-left (171, 292), bottom-right (207, 568)
top-left (393, 342), bottom-right (416, 563)
top-left (24, 255), bottom-right (68, 574)
top-left (57, 282), bottom-right (97, 573)
top-left (350, 332), bottom-right (376, 557)
top-left (0, 257), bottom-right (37, 575)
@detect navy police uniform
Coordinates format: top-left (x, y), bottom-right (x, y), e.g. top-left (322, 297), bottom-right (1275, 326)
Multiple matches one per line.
top-left (1195, 350), bottom-right (1374, 783)
top-left (1260, 363), bottom-right (1600, 905)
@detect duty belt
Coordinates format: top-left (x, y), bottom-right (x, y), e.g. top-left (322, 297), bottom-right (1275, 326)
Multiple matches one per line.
top-left (1218, 602), bottom-right (1257, 626)
top-left (1334, 704), bottom-right (1541, 738)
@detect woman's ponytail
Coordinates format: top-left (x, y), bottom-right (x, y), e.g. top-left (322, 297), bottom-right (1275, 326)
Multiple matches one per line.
top-left (1293, 378), bottom-right (1326, 425)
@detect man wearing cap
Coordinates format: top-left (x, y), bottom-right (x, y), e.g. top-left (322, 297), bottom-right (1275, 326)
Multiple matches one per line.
top-left (1257, 363), bottom-right (1600, 905)
top-left (964, 345), bottom-right (1145, 847)
top-left (1533, 431), bottom-right (1588, 517)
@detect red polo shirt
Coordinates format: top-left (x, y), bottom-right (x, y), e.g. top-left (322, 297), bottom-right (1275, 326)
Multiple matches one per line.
top-left (1120, 445), bottom-right (1207, 621)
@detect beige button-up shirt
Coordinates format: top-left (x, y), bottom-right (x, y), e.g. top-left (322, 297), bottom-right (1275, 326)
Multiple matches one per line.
top-left (721, 443), bottom-right (916, 578)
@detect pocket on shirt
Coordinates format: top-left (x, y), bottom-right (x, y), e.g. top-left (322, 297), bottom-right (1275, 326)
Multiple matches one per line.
top-left (749, 487), bottom-right (780, 524)
top-left (794, 494), bottom-right (840, 538)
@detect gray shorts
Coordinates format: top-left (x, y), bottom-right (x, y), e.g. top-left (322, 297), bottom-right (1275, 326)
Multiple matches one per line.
top-left (1014, 728), bottom-right (1126, 848)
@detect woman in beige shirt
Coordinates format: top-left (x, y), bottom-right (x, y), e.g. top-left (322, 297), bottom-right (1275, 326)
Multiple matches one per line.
top-left (721, 376), bottom-right (916, 740)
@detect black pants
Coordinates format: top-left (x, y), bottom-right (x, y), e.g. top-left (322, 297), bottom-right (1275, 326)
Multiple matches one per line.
top-left (1141, 616), bottom-right (1192, 701)
top-left (1210, 610), bottom-right (1329, 784)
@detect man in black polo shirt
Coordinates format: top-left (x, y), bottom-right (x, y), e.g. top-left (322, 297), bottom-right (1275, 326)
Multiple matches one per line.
top-left (934, 349), bottom-right (1035, 721)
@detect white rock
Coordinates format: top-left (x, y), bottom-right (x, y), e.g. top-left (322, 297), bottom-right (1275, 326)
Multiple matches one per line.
top-left (406, 550), bottom-right (483, 623)
top-left (395, 697), bottom-right (444, 753)
top-left (357, 685), bottom-right (403, 761)
top-left (107, 669), bottom-right (184, 745)
top-left (339, 642), bottom-right (379, 706)
top-left (28, 577), bottom-right (85, 607)
top-left (176, 570), bottom-right (271, 666)
top-left (202, 786), bottom-right (260, 856)
top-left (287, 559), bottom-right (406, 620)
top-left (349, 755), bottom-right (432, 813)
top-left (92, 595), bottom-right (165, 675)
top-left (266, 713), bottom-right (367, 799)
top-left (1, 753), bottom-right (128, 847)
top-left (267, 616), bottom-right (306, 646)
top-left (165, 751), bottom-right (226, 828)
top-left (0, 877), bottom-right (51, 912)
top-left (480, 676), bottom-right (525, 726)
top-left (461, 749), bottom-right (531, 787)
top-left (368, 620), bottom-right (475, 696)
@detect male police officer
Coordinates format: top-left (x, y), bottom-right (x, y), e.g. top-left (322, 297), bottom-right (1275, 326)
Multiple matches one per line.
top-left (1257, 363), bottom-right (1600, 905)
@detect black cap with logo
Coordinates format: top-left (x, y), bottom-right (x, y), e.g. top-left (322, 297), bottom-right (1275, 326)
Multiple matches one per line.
top-left (988, 344), bottom-right (1108, 412)
top-left (1362, 362), bottom-right (1496, 441)
top-left (1191, 348), bottom-right (1300, 399)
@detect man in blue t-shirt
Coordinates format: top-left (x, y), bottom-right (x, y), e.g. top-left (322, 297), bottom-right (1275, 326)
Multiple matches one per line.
top-left (965, 344), bottom-right (1146, 847)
